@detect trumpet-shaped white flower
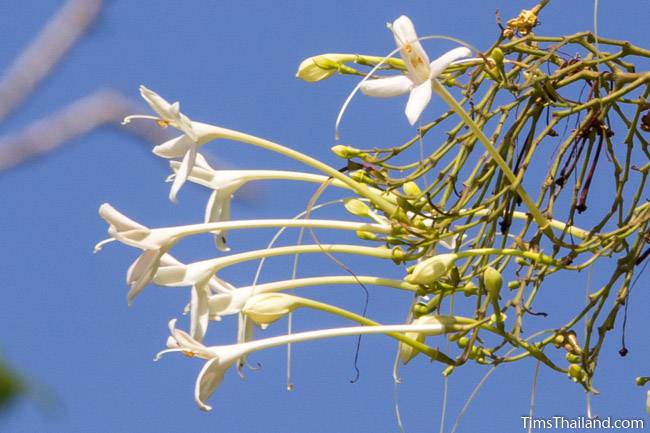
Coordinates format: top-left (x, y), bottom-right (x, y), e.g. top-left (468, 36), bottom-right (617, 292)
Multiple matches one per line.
top-left (157, 319), bottom-right (449, 411)
top-left (123, 86), bottom-right (242, 203)
top-left (360, 16), bottom-right (471, 125)
top-left (169, 162), bottom-right (338, 251)
top-left (96, 204), bottom-right (234, 305)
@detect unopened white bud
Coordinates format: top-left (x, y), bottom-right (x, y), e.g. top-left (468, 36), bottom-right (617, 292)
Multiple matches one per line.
top-left (405, 254), bottom-right (457, 285)
top-left (242, 293), bottom-right (300, 329)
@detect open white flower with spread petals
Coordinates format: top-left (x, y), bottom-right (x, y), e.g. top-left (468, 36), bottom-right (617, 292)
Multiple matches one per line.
top-left (360, 15), bottom-right (472, 125)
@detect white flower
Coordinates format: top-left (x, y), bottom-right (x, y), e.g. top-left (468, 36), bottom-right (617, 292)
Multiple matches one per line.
top-left (157, 320), bottom-right (451, 411)
top-left (122, 86), bottom-right (238, 203)
top-left (156, 319), bottom-right (247, 411)
top-left (359, 16), bottom-right (471, 125)
top-left (96, 204), bottom-right (233, 306)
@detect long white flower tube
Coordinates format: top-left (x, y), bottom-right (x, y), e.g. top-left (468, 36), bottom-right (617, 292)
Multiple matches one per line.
top-left (97, 203), bottom-right (392, 305)
top-left (157, 319), bottom-right (449, 411)
top-left (169, 163), bottom-right (351, 250)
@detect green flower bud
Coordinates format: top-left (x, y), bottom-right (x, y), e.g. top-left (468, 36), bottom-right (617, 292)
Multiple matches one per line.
top-left (457, 336), bottom-right (469, 348)
top-left (483, 266), bottom-right (503, 299)
top-left (515, 257), bottom-right (529, 266)
top-left (350, 170), bottom-right (375, 185)
top-left (490, 47), bottom-right (505, 66)
top-left (295, 54), bottom-right (352, 82)
top-left (344, 199), bottom-right (371, 218)
top-left (636, 376), bottom-right (650, 386)
top-left (567, 363), bottom-right (585, 382)
top-left (566, 353), bottom-right (581, 363)
top-left (488, 312), bottom-right (507, 326)
top-left (356, 230), bottom-right (377, 241)
top-left (402, 181), bottom-right (422, 196)
top-left (242, 293), bottom-right (300, 329)
top-left (405, 254), bottom-right (457, 285)
top-left (331, 145), bottom-right (363, 159)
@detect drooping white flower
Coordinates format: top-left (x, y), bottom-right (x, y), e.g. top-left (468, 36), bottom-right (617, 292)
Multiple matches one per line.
top-left (157, 319), bottom-right (451, 411)
top-left (95, 204), bottom-right (233, 305)
top-left (156, 319), bottom-right (247, 411)
top-left (122, 86), bottom-right (240, 203)
top-left (360, 16), bottom-right (472, 125)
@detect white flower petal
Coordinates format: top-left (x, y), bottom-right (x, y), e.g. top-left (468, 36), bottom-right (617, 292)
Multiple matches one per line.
top-left (190, 283), bottom-right (210, 342)
top-left (152, 264), bottom-right (190, 287)
top-left (428, 47), bottom-right (472, 79)
top-left (391, 16), bottom-right (430, 83)
top-left (153, 135), bottom-right (193, 159)
top-left (405, 80), bottom-right (432, 125)
top-left (126, 250), bottom-right (161, 305)
top-left (360, 75), bottom-right (413, 98)
top-left (195, 357), bottom-right (232, 412)
top-left (204, 189), bottom-right (233, 251)
top-left (169, 145), bottom-right (198, 203)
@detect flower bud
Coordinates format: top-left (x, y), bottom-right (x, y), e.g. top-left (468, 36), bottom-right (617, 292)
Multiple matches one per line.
top-left (242, 293), bottom-right (300, 329)
top-left (483, 266), bottom-right (503, 299)
top-left (356, 230), bottom-right (377, 241)
top-left (344, 199), bottom-right (371, 218)
top-left (402, 181), bottom-right (422, 196)
top-left (398, 315), bottom-right (448, 364)
top-left (490, 47), bottom-right (505, 67)
top-left (295, 54), bottom-right (352, 82)
top-left (646, 390), bottom-right (650, 416)
top-left (567, 363), bottom-right (585, 382)
top-left (331, 145), bottom-right (363, 159)
top-left (405, 254), bottom-right (457, 285)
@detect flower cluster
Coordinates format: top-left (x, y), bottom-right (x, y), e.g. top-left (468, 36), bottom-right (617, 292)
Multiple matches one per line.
top-left (99, 7), bottom-right (650, 418)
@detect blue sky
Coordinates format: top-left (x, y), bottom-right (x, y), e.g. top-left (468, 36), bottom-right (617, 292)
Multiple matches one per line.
top-left (1, 1), bottom-right (649, 432)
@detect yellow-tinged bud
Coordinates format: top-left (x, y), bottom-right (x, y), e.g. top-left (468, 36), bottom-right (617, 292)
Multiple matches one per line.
top-left (566, 353), bottom-right (581, 363)
top-left (295, 54), bottom-right (352, 82)
top-left (457, 336), bottom-right (469, 348)
top-left (331, 145), bottom-right (363, 159)
top-left (483, 266), bottom-right (503, 299)
top-left (488, 312), bottom-right (507, 326)
top-left (402, 181), bottom-right (422, 196)
top-left (356, 230), bottom-right (377, 241)
top-left (568, 363), bottom-right (585, 382)
top-left (344, 199), bottom-right (371, 218)
top-left (490, 47), bottom-right (505, 66)
top-left (646, 390), bottom-right (650, 416)
top-left (405, 254), bottom-right (457, 285)
top-left (398, 315), bottom-right (449, 364)
top-left (350, 169), bottom-right (374, 185)
top-left (242, 293), bottom-right (300, 329)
